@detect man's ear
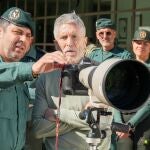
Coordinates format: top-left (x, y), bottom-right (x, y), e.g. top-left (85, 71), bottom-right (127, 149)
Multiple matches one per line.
top-left (131, 41), bottom-right (134, 45)
top-left (30, 36), bottom-right (34, 45)
top-left (53, 40), bottom-right (61, 51)
top-left (0, 27), bottom-right (4, 38)
top-left (96, 31), bottom-right (99, 39)
top-left (85, 36), bottom-right (88, 45)
top-left (113, 30), bottom-right (117, 37)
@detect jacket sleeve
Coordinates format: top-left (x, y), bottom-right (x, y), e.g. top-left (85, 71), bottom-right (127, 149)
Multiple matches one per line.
top-left (128, 99), bottom-right (150, 127)
top-left (113, 109), bottom-right (123, 123)
top-left (0, 62), bottom-right (34, 88)
top-left (59, 108), bottom-right (89, 129)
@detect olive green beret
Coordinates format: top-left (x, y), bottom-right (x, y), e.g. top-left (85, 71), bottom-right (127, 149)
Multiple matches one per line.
top-left (1, 7), bottom-right (34, 35)
top-left (132, 29), bottom-right (150, 41)
top-left (96, 18), bottom-right (116, 30)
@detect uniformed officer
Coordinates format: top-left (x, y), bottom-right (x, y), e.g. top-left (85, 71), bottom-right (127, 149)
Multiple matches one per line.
top-left (87, 18), bottom-right (133, 150)
top-left (113, 29), bottom-right (150, 150)
top-left (87, 18), bottom-right (133, 61)
top-left (0, 7), bottom-right (68, 150)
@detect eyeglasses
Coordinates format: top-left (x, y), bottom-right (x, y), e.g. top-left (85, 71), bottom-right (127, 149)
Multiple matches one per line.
top-left (99, 31), bottom-right (112, 36)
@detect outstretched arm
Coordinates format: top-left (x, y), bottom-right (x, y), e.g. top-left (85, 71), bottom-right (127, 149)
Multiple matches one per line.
top-left (128, 99), bottom-right (150, 127)
top-left (0, 62), bottom-right (34, 88)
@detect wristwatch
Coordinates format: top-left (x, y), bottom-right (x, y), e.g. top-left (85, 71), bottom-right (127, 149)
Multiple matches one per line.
top-left (32, 71), bottom-right (39, 78)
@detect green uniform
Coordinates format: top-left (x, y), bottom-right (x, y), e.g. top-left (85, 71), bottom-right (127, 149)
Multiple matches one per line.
top-left (113, 60), bottom-right (150, 150)
top-left (0, 56), bottom-right (34, 150)
top-left (87, 46), bottom-right (133, 62)
top-left (87, 46), bottom-right (133, 150)
top-left (0, 6), bottom-right (36, 150)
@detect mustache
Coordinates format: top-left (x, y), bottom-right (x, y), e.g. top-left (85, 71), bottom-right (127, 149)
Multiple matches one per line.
top-left (9, 37), bottom-right (25, 50)
top-left (9, 39), bottom-right (25, 52)
top-left (65, 49), bottom-right (75, 53)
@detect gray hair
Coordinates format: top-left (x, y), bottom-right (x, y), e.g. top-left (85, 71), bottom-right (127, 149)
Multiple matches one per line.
top-left (53, 12), bottom-right (86, 38)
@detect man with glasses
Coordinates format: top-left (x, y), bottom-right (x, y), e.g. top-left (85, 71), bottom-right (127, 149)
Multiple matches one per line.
top-left (86, 18), bottom-right (133, 150)
top-left (87, 18), bottom-right (133, 61)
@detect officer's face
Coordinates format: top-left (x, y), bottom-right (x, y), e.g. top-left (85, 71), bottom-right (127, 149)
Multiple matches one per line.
top-left (0, 24), bottom-right (32, 62)
top-left (54, 23), bottom-right (87, 64)
top-left (96, 28), bottom-right (116, 51)
top-left (132, 40), bottom-right (150, 60)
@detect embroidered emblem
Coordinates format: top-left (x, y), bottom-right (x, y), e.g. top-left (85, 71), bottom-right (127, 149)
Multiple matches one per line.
top-left (8, 8), bottom-right (20, 21)
top-left (139, 31), bottom-right (146, 39)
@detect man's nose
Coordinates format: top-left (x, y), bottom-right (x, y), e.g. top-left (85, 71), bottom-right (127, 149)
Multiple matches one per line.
top-left (20, 34), bottom-right (28, 41)
top-left (66, 38), bottom-right (74, 46)
top-left (103, 33), bottom-right (109, 38)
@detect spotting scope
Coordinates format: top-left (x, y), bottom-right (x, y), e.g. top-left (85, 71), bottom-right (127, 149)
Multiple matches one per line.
top-left (79, 58), bottom-right (150, 112)
top-left (62, 57), bottom-right (150, 112)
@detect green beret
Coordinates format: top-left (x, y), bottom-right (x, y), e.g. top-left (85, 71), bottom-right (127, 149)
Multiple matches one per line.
top-left (96, 18), bottom-right (116, 30)
top-left (132, 29), bottom-right (150, 41)
top-left (1, 7), bottom-right (34, 35)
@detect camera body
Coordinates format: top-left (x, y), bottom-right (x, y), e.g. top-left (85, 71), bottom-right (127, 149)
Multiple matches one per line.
top-left (62, 57), bottom-right (99, 95)
top-left (62, 64), bottom-right (88, 95)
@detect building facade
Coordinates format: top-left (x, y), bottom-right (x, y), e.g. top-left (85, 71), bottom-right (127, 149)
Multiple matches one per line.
top-left (0, 0), bottom-right (150, 51)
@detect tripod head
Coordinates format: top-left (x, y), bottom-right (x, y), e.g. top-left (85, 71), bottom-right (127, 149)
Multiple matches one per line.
top-left (79, 107), bottom-right (112, 150)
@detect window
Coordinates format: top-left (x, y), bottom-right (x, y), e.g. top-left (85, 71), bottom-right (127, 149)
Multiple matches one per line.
top-left (1, 0), bottom-right (150, 51)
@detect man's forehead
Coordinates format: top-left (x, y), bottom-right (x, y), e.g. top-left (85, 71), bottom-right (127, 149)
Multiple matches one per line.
top-left (8, 23), bottom-right (32, 34)
top-left (97, 28), bottom-right (115, 32)
top-left (58, 24), bottom-right (83, 35)
top-left (59, 23), bottom-right (79, 30)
